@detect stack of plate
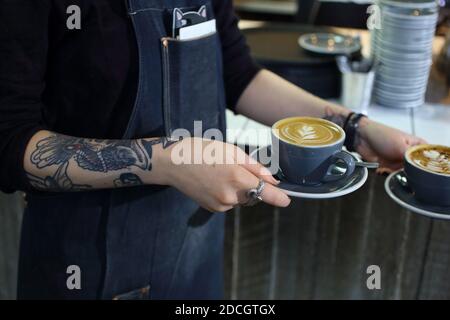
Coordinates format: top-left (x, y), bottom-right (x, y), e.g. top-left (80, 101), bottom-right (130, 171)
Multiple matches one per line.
top-left (371, 0), bottom-right (439, 108)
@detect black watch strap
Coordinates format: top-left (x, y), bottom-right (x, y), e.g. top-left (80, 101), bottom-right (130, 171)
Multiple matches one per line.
top-left (343, 112), bottom-right (367, 152)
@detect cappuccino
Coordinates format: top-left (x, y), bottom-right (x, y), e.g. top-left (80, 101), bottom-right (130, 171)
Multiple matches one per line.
top-left (271, 116), bottom-right (354, 185)
top-left (274, 117), bottom-right (343, 147)
top-left (407, 145), bottom-right (450, 175)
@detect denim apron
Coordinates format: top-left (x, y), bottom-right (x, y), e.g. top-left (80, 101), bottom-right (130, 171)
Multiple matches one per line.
top-left (17, 0), bottom-right (226, 300)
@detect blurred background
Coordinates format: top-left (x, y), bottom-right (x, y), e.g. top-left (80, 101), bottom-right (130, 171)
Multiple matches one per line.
top-left (1, 0), bottom-right (450, 300)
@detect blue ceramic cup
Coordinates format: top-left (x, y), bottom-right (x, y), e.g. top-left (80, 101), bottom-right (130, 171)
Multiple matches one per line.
top-left (404, 144), bottom-right (450, 207)
top-left (271, 117), bottom-right (356, 185)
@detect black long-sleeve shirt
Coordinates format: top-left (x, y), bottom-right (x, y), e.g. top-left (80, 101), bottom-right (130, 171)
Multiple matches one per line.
top-left (0, 0), bottom-right (260, 193)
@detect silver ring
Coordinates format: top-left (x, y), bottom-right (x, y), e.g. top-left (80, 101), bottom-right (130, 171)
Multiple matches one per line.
top-left (243, 179), bottom-right (265, 207)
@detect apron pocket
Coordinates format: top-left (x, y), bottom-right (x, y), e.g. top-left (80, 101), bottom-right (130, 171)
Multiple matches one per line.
top-left (112, 285), bottom-right (150, 300)
top-left (161, 32), bottom-right (221, 137)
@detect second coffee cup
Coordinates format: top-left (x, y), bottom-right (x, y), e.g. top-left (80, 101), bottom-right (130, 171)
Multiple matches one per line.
top-left (271, 117), bottom-right (355, 185)
top-left (404, 144), bottom-right (450, 206)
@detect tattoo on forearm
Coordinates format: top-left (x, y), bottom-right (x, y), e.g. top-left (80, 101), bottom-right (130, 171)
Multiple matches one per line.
top-left (30, 135), bottom-right (154, 172)
top-left (27, 162), bottom-right (92, 192)
top-left (114, 173), bottom-right (143, 187)
top-left (26, 134), bottom-right (180, 191)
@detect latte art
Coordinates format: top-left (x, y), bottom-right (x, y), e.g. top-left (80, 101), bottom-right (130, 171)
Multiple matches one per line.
top-left (275, 118), bottom-right (342, 146)
top-left (409, 146), bottom-right (450, 175)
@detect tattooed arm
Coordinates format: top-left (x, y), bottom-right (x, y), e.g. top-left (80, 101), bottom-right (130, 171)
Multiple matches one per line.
top-left (23, 130), bottom-right (290, 210)
top-left (24, 130), bottom-right (178, 192)
top-left (236, 69), bottom-right (425, 171)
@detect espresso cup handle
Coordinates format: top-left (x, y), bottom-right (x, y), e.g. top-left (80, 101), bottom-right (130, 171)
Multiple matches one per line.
top-left (321, 150), bottom-right (356, 183)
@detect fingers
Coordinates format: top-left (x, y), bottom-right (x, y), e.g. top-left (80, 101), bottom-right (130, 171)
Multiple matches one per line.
top-left (235, 147), bottom-right (289, 207)
top-left (411, 136), bottom-right (427, 146)
top-left (260, 182), bottom-right (291, 207)
top-left (196, 144), bottom-right (291, 211)
top-left (236, 167), bottom-right (291, 208)
top-left (376, 159), bottom-right (404, 174)
top-left (206, 204), bottom-right (234, 213)
top-left (376, 167), bottom-right (393, 175)
top-left (236, 148), bottom-right (279, 185)
top-left (241, 160), bottom-right (279, 185)
top-left (402, 131), bottom-right (426, 146)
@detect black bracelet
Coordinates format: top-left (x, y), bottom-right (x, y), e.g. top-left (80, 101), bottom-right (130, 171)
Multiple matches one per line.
top-left (343, 112), bottom-right (367, 152)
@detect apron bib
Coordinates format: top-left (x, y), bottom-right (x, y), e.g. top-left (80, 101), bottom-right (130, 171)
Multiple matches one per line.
top-left (17, 0), bottom-right (226, 300)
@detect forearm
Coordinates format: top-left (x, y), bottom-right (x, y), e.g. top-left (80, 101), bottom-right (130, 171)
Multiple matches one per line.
top-left (23, 130), bottom-right (175, 192)
top-left (236, 69), bottom-right (352, 127)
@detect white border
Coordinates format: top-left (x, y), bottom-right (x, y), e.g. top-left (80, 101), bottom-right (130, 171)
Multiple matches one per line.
top-left (384, 169), bottom-right (450, 220)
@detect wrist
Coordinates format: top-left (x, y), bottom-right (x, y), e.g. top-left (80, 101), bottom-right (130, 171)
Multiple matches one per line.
top-left (323, 105), bottom-right (352, 128)
top-left (140, 138), bottom-right (177, 186)
top-left (356, 116), bottom-right (371, 139)
top-left (343, 113), bottom-right (369, 152)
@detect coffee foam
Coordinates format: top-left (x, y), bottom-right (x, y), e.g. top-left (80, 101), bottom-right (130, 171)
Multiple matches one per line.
top-left (275, 118), bottom-right (342, 147)
top-left (407, 145), bottom-right (450, 176)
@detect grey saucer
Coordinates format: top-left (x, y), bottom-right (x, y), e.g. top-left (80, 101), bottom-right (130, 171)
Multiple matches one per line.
top-left (298, 33), bottom-right (361, 56)
top-left (385, 169), bottom-right (450, 219)
top-left (250, 146), bottom-right (368, 199)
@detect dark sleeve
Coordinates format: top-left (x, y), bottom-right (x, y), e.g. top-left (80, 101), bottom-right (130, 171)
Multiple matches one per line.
top-left (0, 0), bottom-right (50, 193)
top-left (213, 0), bottom-right (261, 111)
